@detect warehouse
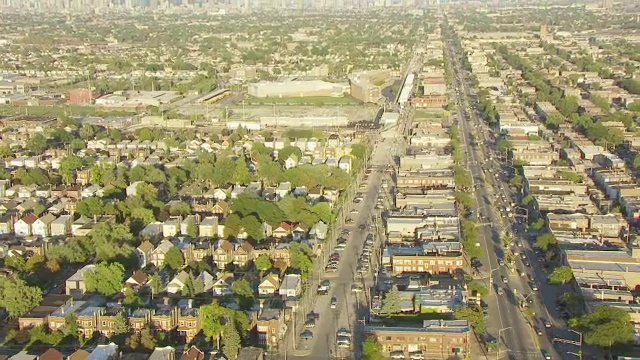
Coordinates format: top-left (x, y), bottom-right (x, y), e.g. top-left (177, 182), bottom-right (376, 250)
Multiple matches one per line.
top-left (248, 80), bottom-right (348, 98)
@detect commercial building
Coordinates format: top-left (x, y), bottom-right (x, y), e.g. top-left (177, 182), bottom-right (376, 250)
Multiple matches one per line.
top-left (247, 80), bottom-right (348, 98)
top-left (364, 320), bottom-right (471, 359)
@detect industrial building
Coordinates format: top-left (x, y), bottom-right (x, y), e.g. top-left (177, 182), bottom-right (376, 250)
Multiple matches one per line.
top-left (349, 70), bottom-right (391, 104)
top-left (247, 80), bottom-right (348, 98)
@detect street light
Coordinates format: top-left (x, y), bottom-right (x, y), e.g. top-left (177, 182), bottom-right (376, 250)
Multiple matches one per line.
top-left (495, 327), bottom-right (513, 360)
top-left (568, 329), bottom-right (583, 360)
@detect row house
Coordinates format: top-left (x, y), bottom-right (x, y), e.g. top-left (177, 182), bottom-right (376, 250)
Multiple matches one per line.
top-left (271, 222), bottom-right (309, 241)
top-left (212, 239), bottom-right (255, 268)
top-left (253, 243), bottom-right (292, 267)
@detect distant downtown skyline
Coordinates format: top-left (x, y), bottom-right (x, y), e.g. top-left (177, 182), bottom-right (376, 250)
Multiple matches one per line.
top-left (0, 0), bottom-right (445, 11)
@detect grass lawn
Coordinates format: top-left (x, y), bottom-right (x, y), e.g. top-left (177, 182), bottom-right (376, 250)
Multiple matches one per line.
top-left (0, 105), bottom-right (136, 118)
top-left (414, 109), bottom-right (444, 118)
top-left (243, 96), bottom-right (361, 106)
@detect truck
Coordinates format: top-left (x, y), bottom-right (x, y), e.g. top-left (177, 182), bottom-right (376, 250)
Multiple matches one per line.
top-left (317, 280), bottom-right (331, 295)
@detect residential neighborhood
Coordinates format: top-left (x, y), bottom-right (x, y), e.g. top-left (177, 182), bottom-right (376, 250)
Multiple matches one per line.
top-left (0, 1), bottom-right (639, 360)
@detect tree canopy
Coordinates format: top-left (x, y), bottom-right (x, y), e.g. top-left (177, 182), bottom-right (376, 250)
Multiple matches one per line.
top-left (570, 305), bottom-right (635, 348)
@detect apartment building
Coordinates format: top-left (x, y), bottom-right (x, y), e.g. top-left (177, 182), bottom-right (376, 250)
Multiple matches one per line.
top-left (364, 320), bottom-right (470, 359)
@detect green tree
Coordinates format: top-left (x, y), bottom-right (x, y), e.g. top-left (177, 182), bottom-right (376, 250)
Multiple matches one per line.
top-left (84, 262), bottom-right (125, 297)
top-left (169, 201), bottom-right (192, 217)
top-left (186, 216), bottom-right (198, 238)
top-left (26, 133), bottom-right (48, 154)
top-left (350, 143), bottom-right (369, 160)
top-left (0, 277), bottom-right (43, 317)
top-left (5, 255), bottom-right (26, 272)
top-left (112, 312), bottom-right (130, 337)
top-left (454, 306), bottom-right (486, 333)
top-left (76, 197), bottom-right (105, 218)
top-left (497, 139), bottom-right (513, 154)
top-left (381, 285), bottom-right (401, 315)
top-left (633, 154), bottom-right (640, 170)
top-left (232, 159), bottom-right (253, 185)
top-left (25, 254), bottom-right (45, 273)
top-left (163, 247), bottom-right (184, 271)
top-left (289, 242), bottom-right (314, 277)
top-left (59, 155), bottom-right (84, 185)
top-left (223, 213), bottom-right (243, 238)
top-left (123, 288), bottom-right (143, 307)
top-left (548, 266), bottom-right (574, 284)
top-left (536, 233), bottom-right (557, 251)
top-left (231, 279), bottom-right (255, 309)
top-left (570, 305), bottom-right (634, 348)
top-left (277, 145), bottom-right (302, 162)
top-left (62, 313), bottom-right (79, 339)
top-left (222, 321), bottom-right (241, 360)
top-left (254, 254), bottom-right (272, 273)
top-left (241, 215), bottom-right (265, 241)
top-left (362, 336), bottom-right (385, 360)
top-left (200, 303), bottom-right (236, 346)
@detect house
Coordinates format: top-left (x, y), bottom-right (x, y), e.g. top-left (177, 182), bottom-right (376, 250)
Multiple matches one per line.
top-left (163, 217), bottom-right (181, 238)
top-left (291, 223), bottom-right (308, 241)
top-left (65, 264), bottom-right (97, 299)
top-left (150, 239), bottom-right (176, 268)
top-left (81, 185), bottom-right (101, 199)
top-left (272, 222), bottom-right (293, 239)
top-left (139, 222), bottom-right (163, 240)
top-left (126, 181), bottom-right (146, 197)
top-left (275, 182), bottom-right (292, 199)
top-left (283, 154), bottom-right (299, 169)
top-left (125, 270), bottom-right (148, 292)
top-left (199, 216), bottom-right (218, 238)
top-left (198, 271), bottom-right (214, 292)
top-left (39, 348), bottom-right (64, 360)
top-left (308, 186), bottom-right (323, 201)
top-left (279, 274), bottom-right (302, 298)
top-left (180, 346), bottom-right (205, 360)
top-left (180, 215), bottom-right (199, 236)
top-left (167, 271), bottom-right (190, 295)
top-left (68, 350), bottom-right (90, 360)
top-left (233, 242), bottom-right (254, 267)
top-left (255, 308), bottom-right (285, 348)
top-left (211, 188), bottom-right (229, 201)
top-left (338, 157), bottom-right (352, 173)
top-left (0, 214), bottom-right (14, 235)
top-left (87, 343), bottom-right (119, 360)
top-left (258, 273), bottom-right (280, 297)
top-left (15, 213), bottom-right (38, 237)
top-left (176, 300), bottom-right (201, 343)
top-left (32, 213), bottom-right (56, 237)
top-left (148, 347), bottom-right (176, 360)
top-left (50, 215), bottom-right (72, 236)
top-left (212, 272), bottom-right (234, 296)
top-left (136, 241), bottom-right (154, 268)
top-left (237, 348), bottom-right (264, 360)
top-left (9, 352), bottom-right (37, 360)
top-left (211, 200), bottom-right (229, 218)
top-left (310, 221), bottom-right (328, 240)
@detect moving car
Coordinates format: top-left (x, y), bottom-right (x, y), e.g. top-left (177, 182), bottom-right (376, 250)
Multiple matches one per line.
top-left (330, 297), bottom-right (337, 309)
top-left (543, 351), bottom-right (552, 360)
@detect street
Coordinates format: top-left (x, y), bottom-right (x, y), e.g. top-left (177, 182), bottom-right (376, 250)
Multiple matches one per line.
top-left (444, 27), bottom-right (583, 360)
